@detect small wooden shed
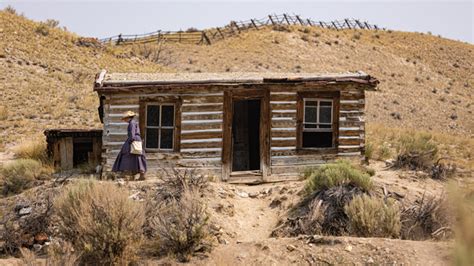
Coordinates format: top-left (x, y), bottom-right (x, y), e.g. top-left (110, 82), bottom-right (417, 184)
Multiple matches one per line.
top-left (94, 71), bottom-right (378, 183)
top-left (44, 129), bottom-right (102, 170)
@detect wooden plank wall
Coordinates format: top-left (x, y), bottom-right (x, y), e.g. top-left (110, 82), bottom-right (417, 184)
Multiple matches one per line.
top-left (100, 83), bottom-right (367, 181)
top-left (101, 88), bottom-right (224, 178)
top-left (268, 84), bottom-right (365, 179)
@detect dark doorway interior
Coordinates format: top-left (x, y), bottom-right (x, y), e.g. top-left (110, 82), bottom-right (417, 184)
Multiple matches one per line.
top-left (232, 99), bottom-right (261, 171)
top-left (73, 138), bottom-right (93, 167)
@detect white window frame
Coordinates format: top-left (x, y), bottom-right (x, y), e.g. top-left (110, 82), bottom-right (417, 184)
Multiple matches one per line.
top-left (145, 103), bottom-right (175, 151)
top-left (303, 98), bottom-right (333, 133)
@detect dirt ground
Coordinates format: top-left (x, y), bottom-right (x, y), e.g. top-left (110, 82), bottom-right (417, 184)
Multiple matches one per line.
top-left (0, 161), bottom-right (454, 265)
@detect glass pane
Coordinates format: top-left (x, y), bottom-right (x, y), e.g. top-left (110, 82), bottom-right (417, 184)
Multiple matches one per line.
top-left (320, 101), bottom-right (332, 107)
top-left (160, 129), bottom-right (174, 149)
top-left (319, 124), bottom-right (332, 128)
top-left (145, 128), bottom-right (159, 148)
top-left (304, 123), bottom-right (317, 128)
top-left (319, 106), bottom-right (332, 123)
top-left (146, 105), bottom-right (160, 126)
top-left (304, 107), bottom-right (317, 123)
top-left (305, 100), bottom-right (318, 106)
top-left (303, 132), bottom-right (333, 148)
top-left (161, 105), bottom-right (175, 127)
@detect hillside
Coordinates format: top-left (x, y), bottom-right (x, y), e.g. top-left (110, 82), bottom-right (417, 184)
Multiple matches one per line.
top-left (114, 26), bottom-right (474, 136)
top-left (1, 10), bottom-right (473, 150)
top-left (0, 11), bottom-right (169, 150)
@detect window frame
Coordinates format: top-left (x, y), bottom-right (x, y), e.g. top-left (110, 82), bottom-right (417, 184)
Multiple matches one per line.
top-left (302, 98), bottom-right (334, 133)
top-left (139, 97), bottom-right (181, 153)
top-left (296, 91), bottom-right (339, 152)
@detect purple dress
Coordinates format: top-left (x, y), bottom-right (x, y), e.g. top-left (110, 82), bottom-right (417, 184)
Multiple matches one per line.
top-left (112, 119), bottom-right (147, 173)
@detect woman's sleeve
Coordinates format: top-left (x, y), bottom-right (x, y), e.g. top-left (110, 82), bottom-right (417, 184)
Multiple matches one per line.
top-left (131, 122), bottom-right (141, 141)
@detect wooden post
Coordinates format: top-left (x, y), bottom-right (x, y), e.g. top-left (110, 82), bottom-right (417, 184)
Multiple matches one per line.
top-left (283, 14), bottom-right (291, 25)
top-left (157, 31), bottom-right (161, 43)
top-left (345, 19), bottom-right (352, 29)
top-left (306, 19), bottom-right (313, 26)
top-left (296, 15), bottom-right (305, 25)
top-left (364, 22), bottom-right (371, 30)
top-left (59, 137), bottom-right (73, 170)
top-left (201, 31), bottom-right (211, 45)
top-left (268, 15), bottom-right (276, 25)
top-left (216, 27), bottom-right (225, 38)
top-left (332, 21), bottom-right (339, 30)
top-left (319, 21), bottom-right (325, 28)
top-left (232, 21), bottom-right (241, 33)
top-left (251, 19), bottom-right (259, 29)
top-left (355, 20), bottom-right (364, 29)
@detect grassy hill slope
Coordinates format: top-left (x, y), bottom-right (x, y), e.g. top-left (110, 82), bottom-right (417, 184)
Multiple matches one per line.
top-left (114, 26), bottom-right (474, 136)
top-left (0, 10), bottom-right (169, 149)
top-left (1, 10), bottom-right (473, 155)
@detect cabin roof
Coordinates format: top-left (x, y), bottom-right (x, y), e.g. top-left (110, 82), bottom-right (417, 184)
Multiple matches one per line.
top-left (94, 70), bottom-right (378, 91)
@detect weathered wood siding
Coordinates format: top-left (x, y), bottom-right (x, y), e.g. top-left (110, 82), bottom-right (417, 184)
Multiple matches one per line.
top-left (100, 83), bottom-right (367, 181)
top-left (101, 88), bottom-right (224, 178)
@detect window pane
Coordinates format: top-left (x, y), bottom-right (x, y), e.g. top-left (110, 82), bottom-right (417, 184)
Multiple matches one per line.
top-left (146, 105), bottom-right (160, 126)
top-left (304, 123), bottom-right (317, 128)
top-left (304, 107), bottom-right (317, 123)
top-left (320, 101), bottom-right (332, 107)
top-left (319, 124), bottom-right (332, 128)
top-left (145, 128), bottom-right (159, 148)
top-left (161, 105), bottom-right (175, 127)
top-left (160, 129), bottom-right (174, 149)
top-left (305, 100), bottom-right (318, 106)
top-left (319, 106), bottom-right (332, 123)
top-left (302, 132), bottom-right (333, 148)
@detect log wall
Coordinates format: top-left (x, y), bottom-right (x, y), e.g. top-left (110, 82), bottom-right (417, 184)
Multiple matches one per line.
top-left (100, 83), bottom-right (367, 181)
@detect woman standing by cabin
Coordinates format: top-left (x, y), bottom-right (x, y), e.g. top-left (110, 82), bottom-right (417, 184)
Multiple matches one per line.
top-left (112, 111), bottom-right (147, 180)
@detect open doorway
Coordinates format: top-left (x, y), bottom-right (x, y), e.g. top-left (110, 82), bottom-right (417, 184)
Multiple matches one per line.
top-left (232, 99), bottom-right (261, 172)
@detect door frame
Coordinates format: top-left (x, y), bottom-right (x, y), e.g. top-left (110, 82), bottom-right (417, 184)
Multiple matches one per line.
top-left (222, 88), bottom-right (270, 181)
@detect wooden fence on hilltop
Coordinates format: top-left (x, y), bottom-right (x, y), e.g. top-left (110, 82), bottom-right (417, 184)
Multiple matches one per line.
top-left (100, 14), bottom-right (383, 46)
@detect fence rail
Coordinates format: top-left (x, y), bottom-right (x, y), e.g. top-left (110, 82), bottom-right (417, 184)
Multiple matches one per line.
top-left (100, 14), bottom-right (383, 46)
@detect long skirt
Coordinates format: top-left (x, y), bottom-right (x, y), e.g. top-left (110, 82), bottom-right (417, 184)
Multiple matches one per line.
top-left (112, 141), bottom-right (147, 173)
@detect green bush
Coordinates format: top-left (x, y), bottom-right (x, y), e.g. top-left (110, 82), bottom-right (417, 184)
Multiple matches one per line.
top-left (305, 160), bottom-right (373, 193)
top-left (364, 142), bottom-right (374, 160)
top-left (395, 132), bottom-right (438, 170)
top-left (1, 159), bottom-right (44, 196)
top-left (54, 180), bottom-right (145, 265)
top-left (345, 194), bottom-right (401, 238)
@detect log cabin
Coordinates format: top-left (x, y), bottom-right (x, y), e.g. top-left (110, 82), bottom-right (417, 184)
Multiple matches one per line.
top-left (94, 71), bottom-right (378, 183)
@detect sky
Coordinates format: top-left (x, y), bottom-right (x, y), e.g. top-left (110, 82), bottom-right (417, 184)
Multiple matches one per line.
top-left (1, 0), bottom-right (473, 43)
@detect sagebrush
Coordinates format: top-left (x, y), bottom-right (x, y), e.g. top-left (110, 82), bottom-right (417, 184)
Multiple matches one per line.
top-left (305, 160), bottom-right (373, 193)
top-left (0, 159), bottom-right (48, 196)
top-left (54, 180), bottom-right (145, 265)
top-left (345, 194), bottom-right (401, 238)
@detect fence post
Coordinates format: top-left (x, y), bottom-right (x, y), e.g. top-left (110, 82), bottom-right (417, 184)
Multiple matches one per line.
top-left (268, 15), bottom-right (276, 25)
top-left (319, 21), bottom-right (325, 28)
top-left (216, 27), bottom-right (225, 38)
top-left (345, 19), bottom-right (352, 29)
top-left (306, 19), bottom-right (313, 26)
top-left (331, 21), bottom-right (339, 30)
top-left (251, 19), bottom-right (259, 29)
top-left (283, 14), bottom-right (291, 25)
top-left (364, 22), bottom-right (371, 30)
top-left (202, 31), bottom-right (211, 45)
top-left (355, 20), bottom-right (364, 29)
top-left (296, 15), bottom-right (305, 25)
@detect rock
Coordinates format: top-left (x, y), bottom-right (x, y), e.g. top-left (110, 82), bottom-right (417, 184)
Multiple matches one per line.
top-left (116, 178), bottom-right (125, 186)
top-left (33, 244), bottom-right (42, 252)
top-left (450, 113), bottom-right (458, 120)
top-left (128, 192), bottom-right (141, 201)
top-left (19, 207), bottom-right (32, 216)
top-left (218, 237), bottom-right (228, 244)
top-left (249, 192), bottom-right (259, 198)
top-left (34, 232), bottom-right (49, 244)
top-left (390, 112), bottom-right (401, 120)
top-left (344, 245), bottom-right (352, 252)
top-left (237, 191), bottom-right (249, 198)
top-left (286, 244), bottom-right (297, 251)
top-left (367, 257), bottom-right (374, 263)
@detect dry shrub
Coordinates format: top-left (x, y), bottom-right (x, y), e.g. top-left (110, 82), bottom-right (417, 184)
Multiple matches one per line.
top-left (400, 193), bottom-right (452, 240)
top-left (305, 160), bottom-right (373, 193)
top-left (20, 248), bottom-right (37, 265)
top-left (345, 194), bottom-right (401, 238)
top-left (54, 180), bottom-right (145, 265)
top-left (394, 132), bottom-right (438, 170)
top-left (46, 240), bottom-right (80, 266)
top-left (148, 189), bottom-right (211, 262)
top-left (4, 5), bottom-right (17, 14)
top-left (0, 105), bottom-right (8, 120)
top-left (157, 168), bottom-right (208, 200)
top-left (35, 23), bottom-right (50, 36)
top-left (44, 19), bottom-right (59, 28)
top-left (0, 159), bottom-right (48, 196)
top-left (452, 186), bottom-right (474, 265)
top-left (13, 140), bottom-right (48, 163)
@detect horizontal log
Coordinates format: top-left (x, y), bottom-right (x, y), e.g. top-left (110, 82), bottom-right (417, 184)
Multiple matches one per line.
top-left (271, 130), bottom-right (296, 138)
top-left (270, 94), bottom-right (297, 101)
top-left (271, 139), bottom-right (296, 147)
top-left (271, 156), bottom-right (327, 166)
top-left (271, 120), bottom-right (296, 128)
top-left (338, 138), bottom-right (361, 145)
top-left (271, 112), bottom-right (297, 118)
top-left (182, 103), bottom-right (223, 112)
top-left (181, 130), bottom-right (222, 140)
top-left (181, 113), bottom-right (223, 120)
top-left (180, 140), bottom-right (222, 149)
top-left (270, 103), bottom-right (297, 110)
top-left (182, 95), bottom-right (223, 104)
top-left (181, 122), bottom-right (222, 131)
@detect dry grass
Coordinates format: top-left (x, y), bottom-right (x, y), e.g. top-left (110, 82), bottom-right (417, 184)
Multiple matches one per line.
top-left (13, 139), bottom-right (48, 163)
top-left (451, 185), bottom-right (474, 265)
top-left (345, 194), bottom-right (401, 238)
top-left (0, 159), bottom-right (51, 196)
top-left (148, 189), bottom-right (211, 262)
top-left (54, 180), bottom-right (145, 265)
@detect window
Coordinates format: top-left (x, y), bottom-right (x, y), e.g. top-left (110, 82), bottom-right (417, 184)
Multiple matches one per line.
top-left (145, 104), bottom-right (176, 150)
top-left (297, 92), bottom-right (339, 149)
